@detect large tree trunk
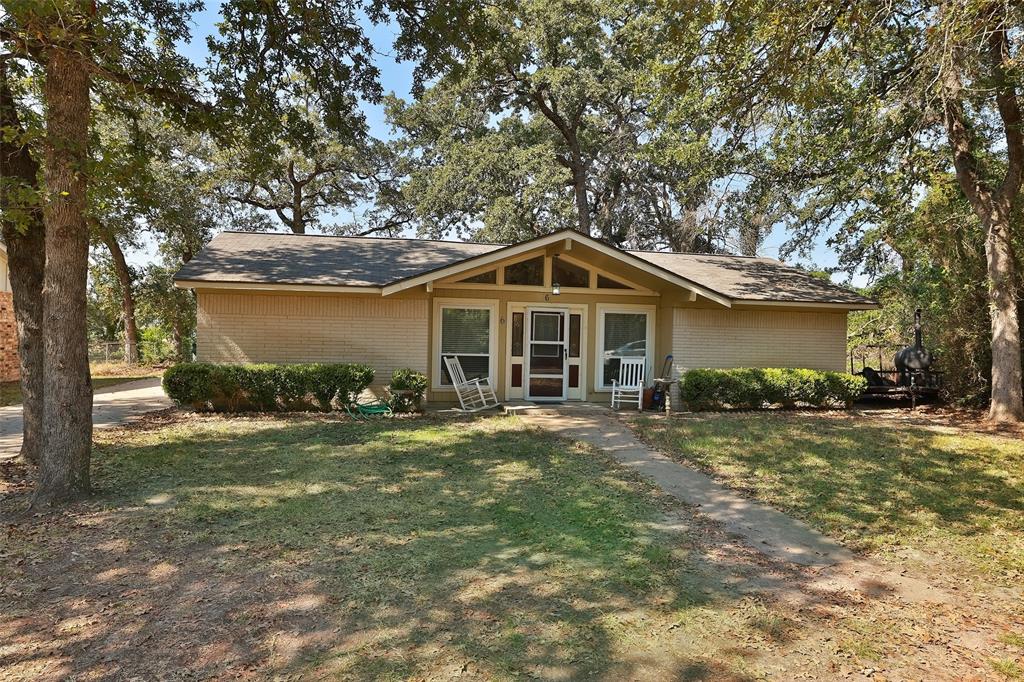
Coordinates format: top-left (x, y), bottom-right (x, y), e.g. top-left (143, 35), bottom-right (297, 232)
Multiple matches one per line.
top-left (984, 213), bottom-right (1023, 422)
top-left (0, 66), bottom-right (45, 466)
top-left (943, 36), bottom-right (1024, 424)
top-left (33, 45), bottom-right (94, 505)
top-left (568, 151), bottom-right (591, 236)
top-left (172, 321), bottom-right (185, 361)
top-left (97, 227), bottom-right (139, 364)
top-left (288, 161), bottom-right (306, 234)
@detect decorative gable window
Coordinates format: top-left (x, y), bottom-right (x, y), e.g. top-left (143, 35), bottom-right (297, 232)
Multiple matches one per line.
top-left (458, 269), bottom-right (497, 284)
top-left (596, 274), bottom-right (632, 290)
top-left (503, 256), bottom-right (544, 286)
top-left (552, 258), bottom-right (589, 288)
top-left (439, 306), bottom-right (492, 385)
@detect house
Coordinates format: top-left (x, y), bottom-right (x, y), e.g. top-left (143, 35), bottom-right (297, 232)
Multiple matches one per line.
top-left (0, 242), bottom-right (19, 382)
top-left (174, 229), bottom-right (877, 405)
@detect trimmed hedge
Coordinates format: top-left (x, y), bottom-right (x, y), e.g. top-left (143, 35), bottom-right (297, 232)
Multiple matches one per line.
top-left (679, 368), bottom-right (867, 411)
top-left (386, 368), bottom-right (428, 413)
top-left (163, 362), bottom-right (375, 412)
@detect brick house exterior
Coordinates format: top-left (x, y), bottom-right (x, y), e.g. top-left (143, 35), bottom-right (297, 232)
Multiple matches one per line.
top-left (176, 230), bottom-right (877, 405)
top-left (0, 244), bottom-right (19, 382)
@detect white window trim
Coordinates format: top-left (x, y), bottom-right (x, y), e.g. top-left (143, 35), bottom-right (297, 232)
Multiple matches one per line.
top-left (432, 297), bottom-right (499, 391)
top-left (595, 303), bottom-right (656, 392)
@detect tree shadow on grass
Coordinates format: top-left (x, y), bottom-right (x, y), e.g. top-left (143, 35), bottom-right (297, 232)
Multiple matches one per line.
top-left (636, 412), bottom-right (1024, 578)
top-left (0, 414), bottom-right (889, 680)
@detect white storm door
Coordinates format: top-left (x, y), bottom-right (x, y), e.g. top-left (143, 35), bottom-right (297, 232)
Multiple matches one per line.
top-left (526, 309), bottom-right (568, 401)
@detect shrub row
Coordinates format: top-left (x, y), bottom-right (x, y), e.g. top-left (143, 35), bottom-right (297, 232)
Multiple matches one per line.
top-left (679, 368), bottom-right (867, 411)
top-left (163, 362), bottom-right (376, 412)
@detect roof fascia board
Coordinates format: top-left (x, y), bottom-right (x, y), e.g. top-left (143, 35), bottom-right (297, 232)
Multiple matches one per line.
top-left (735, 299), bottom-right (879, 311)
top-left (381, 229), bottom-right (734, 307)
top-left (174, 280), bottom-right (382, 294)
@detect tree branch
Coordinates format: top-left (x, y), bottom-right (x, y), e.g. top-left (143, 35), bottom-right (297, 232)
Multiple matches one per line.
top-left (989, 25), bottom-right (1024, 209)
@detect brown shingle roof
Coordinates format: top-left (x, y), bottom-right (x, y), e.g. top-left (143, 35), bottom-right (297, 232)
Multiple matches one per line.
top-left (174, 232), bottom-right (502, 287)
top-left (630, 251), bottom-right (875, 305)
top-left (176, 230), bottom-right (874, 306)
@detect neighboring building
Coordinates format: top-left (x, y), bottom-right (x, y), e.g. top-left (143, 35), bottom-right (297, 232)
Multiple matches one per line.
top-left (0, 242), bottom-right (19, 382)
top-left (174, 229), bottom-right (877, 405)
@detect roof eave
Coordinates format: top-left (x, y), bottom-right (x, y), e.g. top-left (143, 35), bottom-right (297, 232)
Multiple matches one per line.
top-left (173, 279), bottom-right (383, 294)
top-left (735, 299), bottom-right (880, 310)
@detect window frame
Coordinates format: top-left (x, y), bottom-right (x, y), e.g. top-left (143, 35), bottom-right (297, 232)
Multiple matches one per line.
top-left (595, 303), bottom-right (656, 391)
top-left (433, 298), bottom-right (499, 390)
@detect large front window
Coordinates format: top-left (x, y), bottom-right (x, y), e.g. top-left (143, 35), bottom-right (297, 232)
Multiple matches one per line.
top-left (599, 310), bottom-right (649, 388)
top-left (440, 307), bottom-right (492, 385)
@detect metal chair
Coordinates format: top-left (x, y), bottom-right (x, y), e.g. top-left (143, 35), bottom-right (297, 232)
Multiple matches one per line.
top-left (443, 356), bottom-right (500, 412)
top-left (611, 357), bottom-right (646, 411)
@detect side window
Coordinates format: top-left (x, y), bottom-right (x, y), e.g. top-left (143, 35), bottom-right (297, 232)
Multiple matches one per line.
top-left (600, 311), bottom-right (648, 387)
top-left (440, 307), bottom-right (491, 385)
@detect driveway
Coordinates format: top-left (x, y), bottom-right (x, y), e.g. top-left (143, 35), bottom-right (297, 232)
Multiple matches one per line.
top-left (0, 378), bottom-right (172, 460)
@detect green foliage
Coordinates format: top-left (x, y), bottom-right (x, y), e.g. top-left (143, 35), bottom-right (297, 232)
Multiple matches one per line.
top-left (847, 174), bottom-right (1022, 406)
top-left (138, 328), bottom-right (176, 364)
top-left (383, 0), bottom-right (753, 251)
top-left (679, 368), bottom-right (866, 411)
top-left (387, 368), bottom-right (428, 413)
top-left (162, 363), bottom-right (220, 410)
top-left (163, 362), bottom-right (375, 413)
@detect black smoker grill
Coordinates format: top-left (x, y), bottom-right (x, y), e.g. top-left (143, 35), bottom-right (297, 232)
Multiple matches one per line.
top-left (851, 308), bottom-right (943, 408)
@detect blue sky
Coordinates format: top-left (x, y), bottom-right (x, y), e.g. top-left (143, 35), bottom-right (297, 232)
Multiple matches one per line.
top-left (155, 4), bottom-right (853, 284)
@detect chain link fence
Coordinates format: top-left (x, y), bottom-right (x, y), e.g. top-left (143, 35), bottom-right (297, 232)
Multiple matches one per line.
top-left (88, 339), bottom-right (187, 365)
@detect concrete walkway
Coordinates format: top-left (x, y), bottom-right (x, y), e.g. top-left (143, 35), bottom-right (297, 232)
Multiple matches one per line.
top-left (519, 404), bottom-right (947, 604)
top-left (0, 378), bottom-right (171, 460)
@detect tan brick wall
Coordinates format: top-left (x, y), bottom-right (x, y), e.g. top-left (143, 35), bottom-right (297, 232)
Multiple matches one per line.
top-left (196, 291), bottom-right (429, 387)
top-left (672, 308), bottom-right (848, 373)
top-left (0, 292), bottom-right (19, 382)
top-left (0, 249), bottom-right (10, 293)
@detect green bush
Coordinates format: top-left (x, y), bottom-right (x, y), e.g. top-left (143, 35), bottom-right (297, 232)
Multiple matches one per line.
top-left (162, 362), bottom-right (218, 410)
top-left (678, 368), bottom-right (866, 411)
top-left (162, 362), bottom-right (375, 413)
top-left (387, 368), bottom-right (428, 413)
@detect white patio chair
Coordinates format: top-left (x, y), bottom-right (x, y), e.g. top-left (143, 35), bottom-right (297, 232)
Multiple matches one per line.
top-left (611, 357), bottom-right (646, 411)
top-left (443, 356), bottom-right (500, 412)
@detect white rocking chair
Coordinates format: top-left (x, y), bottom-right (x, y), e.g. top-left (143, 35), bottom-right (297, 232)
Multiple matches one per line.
top-left (611, 357), bottom-right (646, 411)
top-left (444, 356), bottom-right (500, 412)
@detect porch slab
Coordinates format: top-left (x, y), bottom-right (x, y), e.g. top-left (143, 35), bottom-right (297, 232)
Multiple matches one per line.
top-left (502, 400), bottom-right (619, 416)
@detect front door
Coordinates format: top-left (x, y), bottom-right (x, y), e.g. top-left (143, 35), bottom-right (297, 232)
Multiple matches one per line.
top-left (526, 309), bottom-right (568, 401)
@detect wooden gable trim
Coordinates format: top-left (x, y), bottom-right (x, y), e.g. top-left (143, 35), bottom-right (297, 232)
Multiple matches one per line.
top-left (380, 229), bottom-right (732, 307)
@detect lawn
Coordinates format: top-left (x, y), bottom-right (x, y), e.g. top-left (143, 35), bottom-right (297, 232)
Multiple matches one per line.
top-left (0, 415), bottom-right (756, 680)
top-left (631, 412), bottom-right (1024, 586)
top-left (0, 365), bottom-right (163, 407)
top-left (2, 413), bottom-right (1021, 680)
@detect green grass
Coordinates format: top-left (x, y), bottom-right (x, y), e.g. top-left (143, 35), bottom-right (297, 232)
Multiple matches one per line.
top-left (633, 413), bottom-right (1024, 584)
top-left (6, 413), bottom-right (1016, 679)
top-left (0, 370), bottom-right (161, 406)
top-left (991, 657), bottom-right (1024, 680)
top-left (78, 415), bottom-right (758, 678)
